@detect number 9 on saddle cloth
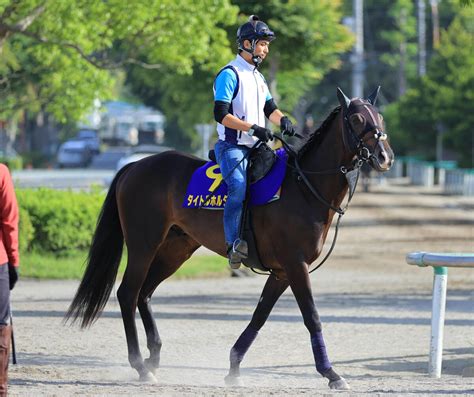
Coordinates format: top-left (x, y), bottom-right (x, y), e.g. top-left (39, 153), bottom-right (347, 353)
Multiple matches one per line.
top-left (183, 144), bottom-right (287, 210)
top-left (182, 144), bottom-right (286, 271)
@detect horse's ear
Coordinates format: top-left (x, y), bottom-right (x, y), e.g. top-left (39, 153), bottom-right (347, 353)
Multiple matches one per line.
top-left (367, 86), bottom-right (381, 105)
top-left (337, 87), bottom-right (351, 111)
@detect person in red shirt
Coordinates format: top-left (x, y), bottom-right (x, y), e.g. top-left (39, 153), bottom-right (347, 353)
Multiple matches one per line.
top-left (0, 163), bottom-right (19, 396)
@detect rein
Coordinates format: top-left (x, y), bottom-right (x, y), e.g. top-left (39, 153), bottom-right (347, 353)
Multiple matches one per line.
top-left (276, 134), bottom-right (361, 215)
top-left (253, 108), bottom-right (378, 277)
top-left (274, 134), bottom-right (362, 274)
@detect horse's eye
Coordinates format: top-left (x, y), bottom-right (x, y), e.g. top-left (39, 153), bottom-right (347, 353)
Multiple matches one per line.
top-left (349, 113), bottom-right (365, 128)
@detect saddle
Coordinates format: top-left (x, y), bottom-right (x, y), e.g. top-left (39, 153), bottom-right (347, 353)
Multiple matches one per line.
top-left (208, 142), bottom-right (277, 183)
top-left (208, 144), bottom-right (276, 272)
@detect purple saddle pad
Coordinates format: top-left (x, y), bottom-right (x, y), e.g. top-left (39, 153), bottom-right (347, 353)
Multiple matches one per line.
top-left (183, 148), bottom-right (287, 209)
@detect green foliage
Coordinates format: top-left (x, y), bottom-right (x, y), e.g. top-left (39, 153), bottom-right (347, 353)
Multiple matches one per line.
top-left (0, 156), bottom-right (22, 170)
top-left (379, 0), bottom-right (417, 97)
top-left (20, 250), bottom-right (90, 279)
top-left (385, 9), bottom-right (474, 167)
top-left (174, 255), bottom-right (229, 279)
top-left (0, 0), bottom-right (239, 123)
top-left (234, 0), bottom-right (353, 109)
top-left (20, 151), bottom-right (51, 168)
top-left (127, 0), bottom-right (352, 143)
top-left (20, 249), bottom-right (228, 280)
top-left (125, 1), bottom-right (238, 148)
top-left (17, 188), bottom-right (104, 253)
top-left (18, 206), bottom-right (34, 252)
top-left (128, 64), bottom-right (219, 152)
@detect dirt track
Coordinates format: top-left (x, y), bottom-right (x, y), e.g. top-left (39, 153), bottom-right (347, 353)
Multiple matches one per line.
top-left (9, 180), bottom-right (474, 396)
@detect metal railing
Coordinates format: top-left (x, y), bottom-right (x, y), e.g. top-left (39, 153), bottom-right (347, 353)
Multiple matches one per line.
top-left (406, 251), bottom-right (474, 378)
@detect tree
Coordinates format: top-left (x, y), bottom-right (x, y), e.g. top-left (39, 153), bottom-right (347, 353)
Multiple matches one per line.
top-left (385, 8), bottom-right (474, 167)
top-left (127, 0), bottom-right (353, 150)
top-left (379, 0), bottom-right (417, 98)
top-left (0, 0), bottom-right (238, 122)
top-left (232, 0), bottom-right (353, 114)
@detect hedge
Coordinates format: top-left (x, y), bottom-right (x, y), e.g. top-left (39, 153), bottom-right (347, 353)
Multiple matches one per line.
top-left (19, 206), bottom-right (34, 253)
top-left (0, 157), bottom-right (23, 170)
top-left (17, 188), bottom-right (105, 254)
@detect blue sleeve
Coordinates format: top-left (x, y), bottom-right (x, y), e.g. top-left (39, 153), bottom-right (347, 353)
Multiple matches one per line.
top-left (265, 90), bottom-right (272, 102)
top-left (214, 68), bottom-right (238, 103)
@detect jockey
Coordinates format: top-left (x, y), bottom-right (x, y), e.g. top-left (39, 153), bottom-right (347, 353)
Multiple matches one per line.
top-left (213, 15), bottom-right (296, 269)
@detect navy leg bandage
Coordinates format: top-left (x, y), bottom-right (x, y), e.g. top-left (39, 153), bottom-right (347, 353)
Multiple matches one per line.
top-left (230, 325), bottom-right (258, 363)
top-left (311, 331), bottom-right (332, 374)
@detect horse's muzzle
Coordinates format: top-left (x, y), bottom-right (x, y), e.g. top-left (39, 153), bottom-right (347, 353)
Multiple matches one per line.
top-left (371, 141), bottom-right (394, 172)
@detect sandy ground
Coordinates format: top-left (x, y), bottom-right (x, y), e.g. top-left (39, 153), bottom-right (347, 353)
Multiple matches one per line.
top-left (8, 179), bottom-right (474, 396)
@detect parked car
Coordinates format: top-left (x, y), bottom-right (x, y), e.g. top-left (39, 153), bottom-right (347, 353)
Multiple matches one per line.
top-left (76, 129), bottom-right (101, 154)
top-left (116, 145), bottom-right (173, 171)
top-left (57, 139), bottom-right (94, 168)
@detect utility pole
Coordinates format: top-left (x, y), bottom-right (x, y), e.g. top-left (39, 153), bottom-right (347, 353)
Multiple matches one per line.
top-left (352, 0), bottom-right (364, 98)
top-left (430, 0), bottom-right (440, 48)
top-left (430, 0), bottom-right (442, 161)
top-left (398, 7), bottom-right (408, 97)
top-left (417, 0), bottom-right (427, 76)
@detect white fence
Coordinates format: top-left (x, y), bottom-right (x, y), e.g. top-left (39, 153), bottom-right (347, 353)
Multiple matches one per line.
top-left (406, 252), bottom-right (474, 378)
top-left (388, 158), bottom-right (474, 196)
top-left (444, 169), bottom-right (474, 196)
top-left (406, 161), bottom-right (435, 187)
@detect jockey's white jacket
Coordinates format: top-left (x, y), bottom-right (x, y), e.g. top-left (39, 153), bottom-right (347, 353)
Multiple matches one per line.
top-left (214, 55), bottom-right (272, 147)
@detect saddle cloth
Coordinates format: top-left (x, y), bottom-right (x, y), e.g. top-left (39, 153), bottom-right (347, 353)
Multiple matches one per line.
top-left (183, 148), bottom-right (287, 209)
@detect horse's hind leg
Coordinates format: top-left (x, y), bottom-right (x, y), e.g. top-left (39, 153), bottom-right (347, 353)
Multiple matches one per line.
top-left (137, 227), bottom-right (201, 374)
top-left (117, 244), bottom-right (158, 382)
top-left (225, 274), bottom-right (289, 385)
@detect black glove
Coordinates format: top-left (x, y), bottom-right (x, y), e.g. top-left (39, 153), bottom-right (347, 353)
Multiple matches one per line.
top-left (280, 116), bottom-right (296, 136)
top-left (8, 263), bottom-right (18, 290)
top-left (250, 124), bottom-right (273, 143)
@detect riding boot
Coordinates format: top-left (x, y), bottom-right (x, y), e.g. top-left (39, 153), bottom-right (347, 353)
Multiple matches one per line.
top-left (0, 325), bottom-right (11, 397)
top-left (227, 239), bottom-right (248, 270)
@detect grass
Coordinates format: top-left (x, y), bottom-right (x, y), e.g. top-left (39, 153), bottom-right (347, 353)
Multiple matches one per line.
top-left (20, 250), bottom-right (230, 280)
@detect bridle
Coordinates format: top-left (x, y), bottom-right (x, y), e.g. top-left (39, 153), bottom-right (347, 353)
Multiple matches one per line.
top-left (341, 100), bottom-right (387, 166)
top-left (277, 100), bottom-right (387, 215)
top-left (260, 100), bottom-right (388, 276)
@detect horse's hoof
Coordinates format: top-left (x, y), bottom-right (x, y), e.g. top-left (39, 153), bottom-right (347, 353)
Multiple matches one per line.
top-left (139, 371), bottom-right (158, 384)
top-left (329, 377), bottom-right (350, 390)
top-left (224, 374), bottom-right (242, 387)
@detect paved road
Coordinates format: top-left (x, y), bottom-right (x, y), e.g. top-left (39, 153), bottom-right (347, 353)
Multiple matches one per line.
top-left (12, 169), bottom-right (114, 190)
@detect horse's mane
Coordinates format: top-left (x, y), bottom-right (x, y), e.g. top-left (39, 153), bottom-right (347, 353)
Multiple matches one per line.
top-left (296, 105), bottom-right (341, 159)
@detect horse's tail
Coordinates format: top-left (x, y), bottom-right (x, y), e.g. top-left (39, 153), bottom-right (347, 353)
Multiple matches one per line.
top-left (65, 164), bottom-right (133, 328)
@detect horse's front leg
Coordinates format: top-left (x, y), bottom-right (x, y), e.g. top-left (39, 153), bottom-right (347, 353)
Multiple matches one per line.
top-left (225, 274), bottom-right (289, 385)
top-left (285, 262), bottom-right (350, 390)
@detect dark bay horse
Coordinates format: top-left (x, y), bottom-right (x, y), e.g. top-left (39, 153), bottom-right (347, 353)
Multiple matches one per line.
top-left (66, 88), bottom-right (394, 390)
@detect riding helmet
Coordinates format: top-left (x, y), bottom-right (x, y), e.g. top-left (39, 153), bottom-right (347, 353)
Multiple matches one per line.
top-left (237, 15), bottom-right (276, 52)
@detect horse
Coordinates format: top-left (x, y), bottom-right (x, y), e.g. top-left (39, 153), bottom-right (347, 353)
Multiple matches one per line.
top-left (66, 87), bottom-right (394, 390)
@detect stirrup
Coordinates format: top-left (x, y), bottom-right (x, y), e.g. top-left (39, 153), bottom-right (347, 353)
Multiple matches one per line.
top-left (227, 239), bottom-right (248, 270)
